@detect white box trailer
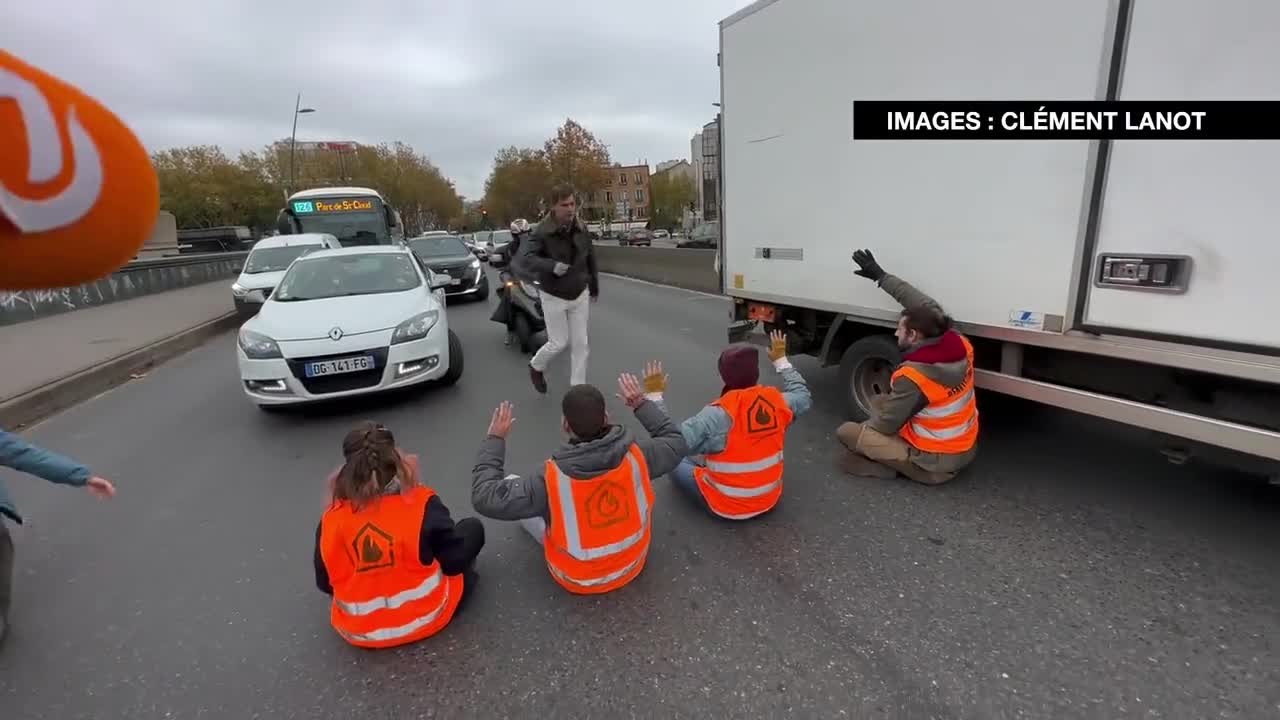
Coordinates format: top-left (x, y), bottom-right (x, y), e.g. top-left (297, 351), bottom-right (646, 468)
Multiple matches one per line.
top-left (718, 0), bottom-right (1280, 473)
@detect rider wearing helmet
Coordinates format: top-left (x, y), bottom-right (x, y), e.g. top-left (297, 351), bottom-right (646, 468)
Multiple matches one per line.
top-left (493, 219), bottom-right (534, 345)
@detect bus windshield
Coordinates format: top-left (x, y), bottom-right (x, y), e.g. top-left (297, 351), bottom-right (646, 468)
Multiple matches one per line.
top-left (289, 196), bottom-right (390, 246)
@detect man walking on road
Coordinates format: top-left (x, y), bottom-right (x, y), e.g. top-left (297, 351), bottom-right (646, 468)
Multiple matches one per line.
top-left (834, 249), bottom-right (979, 485)
top-left (513, 184), bottom-right (600, 393)
top-left (0, 430), bottom-right (116, 644)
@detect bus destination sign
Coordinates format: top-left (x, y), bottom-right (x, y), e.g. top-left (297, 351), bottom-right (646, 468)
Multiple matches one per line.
top-left (292, 198), bottom-right (376, 214)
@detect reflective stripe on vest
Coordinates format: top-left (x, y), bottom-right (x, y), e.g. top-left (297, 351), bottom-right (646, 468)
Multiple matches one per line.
top-left (549, 452), bottom-right (649, 563)
top-left (336, 576), bottom-right (454, 645)
top-left (334, 571), bottom-right (443, 617)
top-left (701, 451), bottom-right (784, 497)
top-left (548, 545), bottom-right (649, 589)
top-left (892, 334), bottom-right (979, 454)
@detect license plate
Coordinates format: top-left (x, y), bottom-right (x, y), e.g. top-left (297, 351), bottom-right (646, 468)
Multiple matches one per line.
top-left (305, 355), bottom-right (375, 378)
top-left (450, 278), bottom-right (462, 285)
top-left (491, 253), bottom-right (503, 262)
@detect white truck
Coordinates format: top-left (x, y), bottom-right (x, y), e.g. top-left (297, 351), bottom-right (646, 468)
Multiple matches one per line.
top-left (717, 0), bottom-right (1280, 476)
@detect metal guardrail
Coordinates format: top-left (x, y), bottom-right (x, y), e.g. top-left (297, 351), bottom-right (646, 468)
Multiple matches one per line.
top-left (124, 251), bottom-right (249, 271)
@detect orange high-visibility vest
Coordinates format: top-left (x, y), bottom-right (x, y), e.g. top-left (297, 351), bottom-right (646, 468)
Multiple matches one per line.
top-left (695, 385), bottom-right (793, 520)
top-left (543, 443), bottom-right (654, 595)
top-left (319, 483), bottom-right (463, 649)
top-left (891, 334), bottom-right (980, 454)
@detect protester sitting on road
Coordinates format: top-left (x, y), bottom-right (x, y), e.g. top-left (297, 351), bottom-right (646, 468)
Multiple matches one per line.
top-left (314, 422), bottom-right (485, 649)
top-left (513, 184), bottom-right (600, 393)
top-left (0, 429), bottom-right (116, 645)
top-left (834, 249), bottom-right (979, 486)
top-left (471, 364), bottom-right (688, 595)
top-left (666, 331), bottom-right (812, 520)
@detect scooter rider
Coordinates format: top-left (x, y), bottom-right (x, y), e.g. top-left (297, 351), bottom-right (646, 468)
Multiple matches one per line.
top-left (493, 219), bottom-right (534, 346)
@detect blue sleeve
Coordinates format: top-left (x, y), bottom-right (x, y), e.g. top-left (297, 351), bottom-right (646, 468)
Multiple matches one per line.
top-left (678, 405), bottom-right (733, 457)
top-left (777, 366), bottom-right (813, 418)
top-left (0, 429), bottom-right (92, 487)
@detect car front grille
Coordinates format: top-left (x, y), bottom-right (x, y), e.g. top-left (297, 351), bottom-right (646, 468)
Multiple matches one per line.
top-left (287, 346), bottom-right (390, 395)
top-left (435, 262), bottom-right (479, 290)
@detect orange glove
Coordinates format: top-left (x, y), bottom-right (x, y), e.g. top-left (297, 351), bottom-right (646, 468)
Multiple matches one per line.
top-left (767, 330), bottom-right (787, 362)
top-left (1, 50), bottom-right (158, 290)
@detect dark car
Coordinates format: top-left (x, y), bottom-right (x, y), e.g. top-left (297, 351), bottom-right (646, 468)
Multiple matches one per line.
top-left (620, 228), bottom-right (653, 247)
top-left (406, 234), bottom-right (489, 301)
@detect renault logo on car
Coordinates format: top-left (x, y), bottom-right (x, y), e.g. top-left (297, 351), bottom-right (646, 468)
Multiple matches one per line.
top-left (328, 327), bottom-right (343, 341)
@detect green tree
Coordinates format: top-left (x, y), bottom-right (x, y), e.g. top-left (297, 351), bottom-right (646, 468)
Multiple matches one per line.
top-left (482, 146), bottom-right (551, 224)
top-left (648, 171), bottom-right (698, 232)
top-left (152, 145), bottom-right (276, 231)
top-left (543, 119), bottom-right (611, 198)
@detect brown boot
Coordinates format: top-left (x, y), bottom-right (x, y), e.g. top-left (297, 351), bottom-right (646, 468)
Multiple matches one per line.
top-left (835, 449), bottom-right (898, 479)
top-left (878, 459), bottom-right (954, 486)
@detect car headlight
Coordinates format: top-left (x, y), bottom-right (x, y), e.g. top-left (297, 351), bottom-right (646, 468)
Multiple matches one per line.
top-left (470, 257), bottom-right (481, 269)
top-left (391, 310), bottom-right (440, 344)
top-left (231, 282), bottom-right (248, 297)
top-left (238, 329), bottom-right (282, 359)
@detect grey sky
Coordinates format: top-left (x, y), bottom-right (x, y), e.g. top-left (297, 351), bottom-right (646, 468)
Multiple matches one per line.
top-left (10, 0), bottom-right (746, 199)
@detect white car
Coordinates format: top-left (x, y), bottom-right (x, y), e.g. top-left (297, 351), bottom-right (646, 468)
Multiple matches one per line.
top-left (236, 246), bottom-right (462, 409)
top-left (231, 233), bottom-right (341, 316)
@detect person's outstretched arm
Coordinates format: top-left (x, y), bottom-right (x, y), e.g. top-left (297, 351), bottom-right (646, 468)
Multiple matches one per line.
top-left (851, 249), bottom-right (946, 315)
top-left (618, 363), bottom-right (690, 477)
top-left (765, 330), bottom-right (813, 417)
top-left (471, 402), bottom-right (550, 521)
top-left (0, 429), bottom-right (91, 486)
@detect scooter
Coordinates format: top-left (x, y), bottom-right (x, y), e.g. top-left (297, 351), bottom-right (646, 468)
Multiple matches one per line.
top-left (489, 256), bottom-right (548, 354)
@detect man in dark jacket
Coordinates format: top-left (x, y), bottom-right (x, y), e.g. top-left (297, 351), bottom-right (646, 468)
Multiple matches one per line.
top-left (833, 250), bottom-right (980, 486)
top-left (512, 184), bottom-right (600, 394)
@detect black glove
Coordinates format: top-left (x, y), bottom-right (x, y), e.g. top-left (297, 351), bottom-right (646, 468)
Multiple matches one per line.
top-left (852, 249), bottom-right (886, 282)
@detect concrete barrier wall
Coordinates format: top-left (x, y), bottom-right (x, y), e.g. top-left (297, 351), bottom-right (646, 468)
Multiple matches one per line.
top-left (593, 246), bottom-right (720, 294)
top-left (0, 253), bottom-right (247, 327)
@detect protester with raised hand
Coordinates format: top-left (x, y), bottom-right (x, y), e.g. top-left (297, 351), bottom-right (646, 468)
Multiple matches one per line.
top-left (471, 363), bottom-right (688, 594)
top-left (667, 330), bottom-right (812, 520)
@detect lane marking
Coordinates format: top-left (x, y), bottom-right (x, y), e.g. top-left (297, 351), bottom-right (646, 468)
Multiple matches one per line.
top-left (599, 272), bottom-right (724, 300)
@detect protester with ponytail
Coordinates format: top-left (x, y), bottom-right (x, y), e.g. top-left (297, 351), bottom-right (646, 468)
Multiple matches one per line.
top-left (314, 422), bottom-right (485, 649)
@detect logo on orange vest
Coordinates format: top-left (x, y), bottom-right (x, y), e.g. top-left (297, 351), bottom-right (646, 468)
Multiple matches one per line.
top-left (584, 480), bottom-right (631, 529)
top-left (745, 394), bottom-right (779, 434)
top-left (351, 523), bottom-right (395, 573)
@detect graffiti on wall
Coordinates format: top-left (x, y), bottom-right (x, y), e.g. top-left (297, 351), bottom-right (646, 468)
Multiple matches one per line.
top-left (0, 257), bottom-right (241, 327)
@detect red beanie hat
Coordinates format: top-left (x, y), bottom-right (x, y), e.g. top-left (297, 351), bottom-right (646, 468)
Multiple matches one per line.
top-left (718, 345), bottom-right (760, 395)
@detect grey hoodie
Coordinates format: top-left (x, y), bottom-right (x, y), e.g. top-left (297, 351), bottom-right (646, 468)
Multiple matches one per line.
top-left (471, 399), bottom-right (688, 523)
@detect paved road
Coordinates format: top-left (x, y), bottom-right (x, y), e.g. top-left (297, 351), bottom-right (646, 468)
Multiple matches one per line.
top-left (3, 269), bottom-right (1277, 719)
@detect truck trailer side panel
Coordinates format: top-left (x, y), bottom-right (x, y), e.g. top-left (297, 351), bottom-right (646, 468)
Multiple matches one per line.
top-left (1080, 0), bottom-right (1280, 353)
top-left (720, 0), bottom-right (1115, 331)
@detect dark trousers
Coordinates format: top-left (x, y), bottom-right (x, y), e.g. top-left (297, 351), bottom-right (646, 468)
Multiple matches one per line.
top-left (450, 517), bottom-right (485, 617)
top-left (0, 520), bottom-right (13, 620)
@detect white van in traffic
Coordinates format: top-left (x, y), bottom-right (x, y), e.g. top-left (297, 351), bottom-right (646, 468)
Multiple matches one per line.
top-left (231, 233), bottom-right (341, 316)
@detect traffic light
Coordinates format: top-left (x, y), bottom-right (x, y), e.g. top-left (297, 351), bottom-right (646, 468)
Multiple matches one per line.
top-left (481, 207), bottom-right (488, 216)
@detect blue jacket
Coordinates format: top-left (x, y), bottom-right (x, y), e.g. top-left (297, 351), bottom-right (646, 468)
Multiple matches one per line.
top-left (677, 358), bottom-right (814, 457)
top-left (0, 429), bottom-right (92, 524)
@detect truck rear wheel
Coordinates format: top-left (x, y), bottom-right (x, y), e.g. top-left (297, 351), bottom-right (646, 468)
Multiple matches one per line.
top-left (838, 334), bottom-right (902, 421)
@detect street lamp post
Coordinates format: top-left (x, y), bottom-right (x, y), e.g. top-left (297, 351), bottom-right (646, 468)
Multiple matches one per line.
top-left (288, 94), bottom-right (316, 194)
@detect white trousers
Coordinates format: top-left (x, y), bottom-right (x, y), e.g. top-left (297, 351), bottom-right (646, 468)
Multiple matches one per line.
top-left (530, 288), bottom-right (590, 386)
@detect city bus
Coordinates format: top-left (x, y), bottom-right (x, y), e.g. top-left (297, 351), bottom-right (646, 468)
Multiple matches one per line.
top-left (276, 187), bottom-right (404, 246)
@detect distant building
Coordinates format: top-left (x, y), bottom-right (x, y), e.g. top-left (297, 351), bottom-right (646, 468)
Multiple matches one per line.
top-left (700, 118), bottom-right (720, 221)
top-left (656, 159), bottom-right (683, 173)
top-left (581, 163), bottom-right (651, 222)
top-left (652, 159), bottom-right (696, 184)
top-left (690, 131), bottom-right (704, 216)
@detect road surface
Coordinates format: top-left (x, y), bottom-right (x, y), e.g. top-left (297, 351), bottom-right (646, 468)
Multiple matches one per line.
top-left (3, 269), bottom-right (1277, 719)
